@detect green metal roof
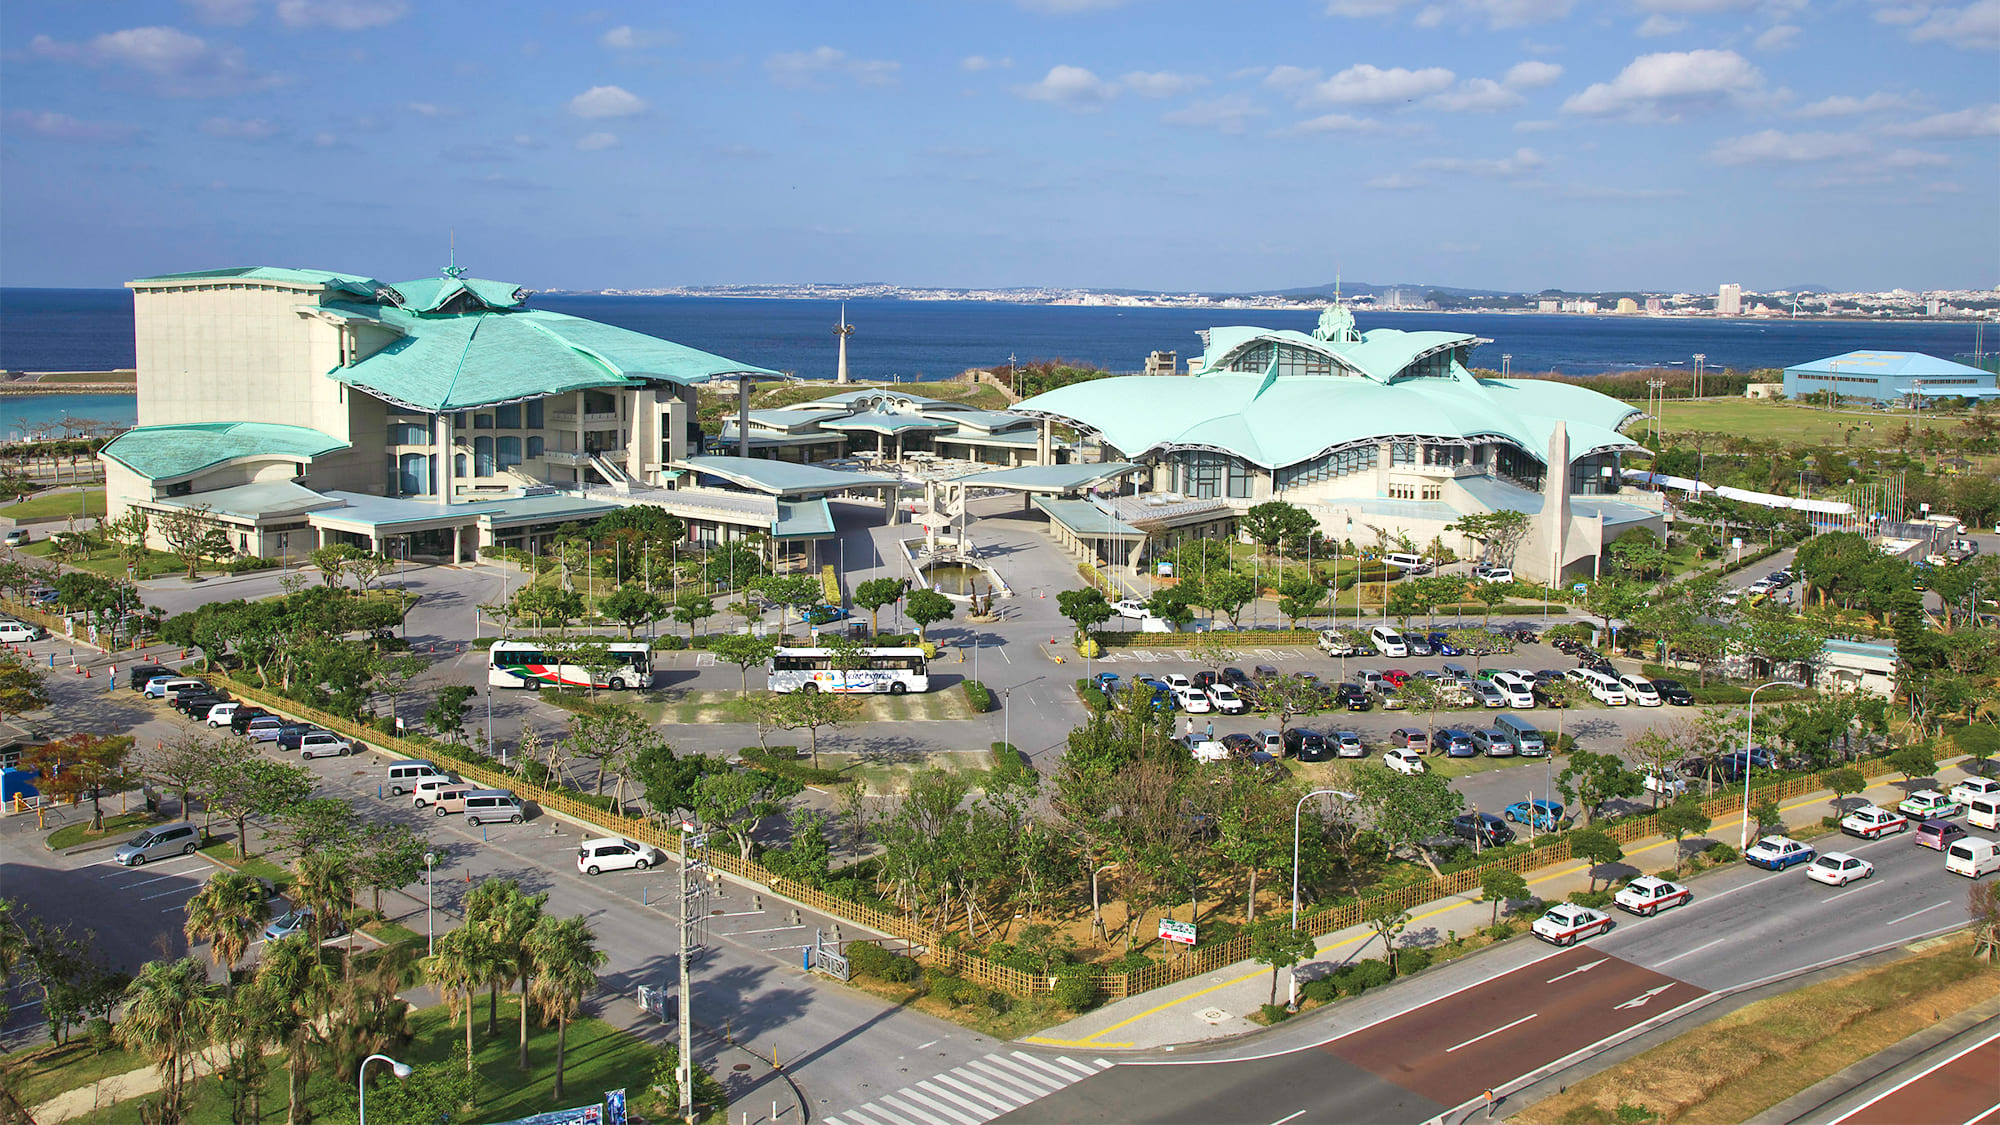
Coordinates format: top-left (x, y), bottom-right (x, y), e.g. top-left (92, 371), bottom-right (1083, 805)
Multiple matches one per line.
top-left (325, 301), bottom-right (782, 412)
top-left (816, 411), bottom-right (958, 435)
top-left (387, 275), bottom-right (528, 313)
top-left (954, 462), bottom-right (1139, 492)
top-left (772, 499), bottom-right (837, 538)
top-left (147, 479), bottom-right (346, 522)
top-left (1201, 324), bottom-right (1479, 384)
top-left (677, 456), bottom-right (898, 496)
top-left (129, 266), bottom-right (386, 298)
top-left (1032, 497), bottom-right (1144, 538)
top-left (99, 422), bottom-right (348, 482)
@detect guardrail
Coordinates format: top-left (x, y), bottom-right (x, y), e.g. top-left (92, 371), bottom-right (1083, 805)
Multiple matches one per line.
top-left (209, 671), bottom-right (1905, 1001)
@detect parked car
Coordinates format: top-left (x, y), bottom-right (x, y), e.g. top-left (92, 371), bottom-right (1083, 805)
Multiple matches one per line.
top-left (202, 701), bottom-right (243, 727)
top-left (1112, 598), bottom-right (1153, 619)
top-left (1383, 747), bottom-right (1427, 775)
top-left (1474, 566), bottom-right (1515, 584)
top-left (1470, 729), bottom-right (1515, 757)
top-left (296, 731), bottom-right (355, 760)
top-left (1806, 852), bottom-right (1876, 886)
top-left (264, 905), bottom-right (345, 942)
top-left (1613, 876), bottom-right (1690, 917)
top-left (1840, 805), bottom-right (1910, 839)
top-left (1651, 679), bottom-right (1695, 706)
top-left (1504, 799), bottom-right (1564, 830)
top-left (1435, 728), bottom-right (1476, 758)
top-left (576, 836), bottom-right (666, 876)
top-left (1745, 835), bottom-right (1816, 870)
top-left (1374, 684), bottom-right (1405, 710)
top-left (1221, 667), bottom-right (1255, 691)
top-left (0, 620), bottom-right (43, 643)
top-left (1405, 635), bottom-right (1434, 657)
top-left (1172, 685), bottom-right (1213, 714)
top-left (1389, 728), bottom-right (1430, 753)
top-left (1533, 904), bottom-right (1611, 946)
top-left (1332, 731), bottom-right (1366, 758)
top-left (276, 725), bottom-right (331, 750)
top-left (1618, 675), bottom-right (1664, 707)
top-left (1205, 684), bottom-right (1247, 714)
top-left (1335, 683), bottom-right (1373, 712)
top-left (113, 821), bottom-right (201, 866)
top-left (1949, 777), bottom-right (2000, 806)
top-left (1642, 770), bottom-right (1688, 798)
top-left (2, 529), bottom-right (29, 547)
top-left (1470, 681), bottom-right (1508, 709)
top-left (229, 707), bottom-right (273, 735)
top-left (1283, 728), bottom-right (1331, 762)
top-left (1898, 790), bottom-right (1962, 820)
top-left (244, 716), bottom-right (290, 742)
top-left (1427, 632), bottom-right (1461, 656)
top-left (1451, 812), bottom-right (1515, 847)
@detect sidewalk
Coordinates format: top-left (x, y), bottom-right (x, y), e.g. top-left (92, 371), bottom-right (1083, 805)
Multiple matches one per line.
top-left (1024, 760), bottom-right (1964, 1052)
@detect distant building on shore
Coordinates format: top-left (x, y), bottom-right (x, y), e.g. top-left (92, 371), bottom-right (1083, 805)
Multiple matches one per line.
top-left (1717, 283), bottom-right (1743, 317)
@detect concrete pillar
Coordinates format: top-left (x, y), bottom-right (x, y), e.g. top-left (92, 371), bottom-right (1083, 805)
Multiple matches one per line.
top-left (1376, 441), bottom-right (1393, 497)
top-left (737, 380), bottom-right (751, 459)
top-left (434, 412), bottom-right (452, 506)
top-left (1542, 422), bottom-right (1572, 585)
top-left (1038, 419), bottom-right (1052, 466)
top-left (576, 391), bottom-right (588, 478)
top-left (667, 390), bottom-right (690, 465)
top-left (629, 386), bottom-right (658, 481)
top-left (454, 525), bottom-right (466, 565)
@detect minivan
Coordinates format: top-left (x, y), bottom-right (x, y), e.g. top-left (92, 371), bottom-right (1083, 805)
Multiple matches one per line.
top-left (462, 790), bottom-right (525, 826)
top-left (1488, 673), bottom-right (1536, 709)
top-left (385, 760), bottom-right (445, 796)
top-left (1968, 796), bottom-right (2000, 832)
top-left (410, 776), bottom-right (462, 807)
top-left (146, 677), bottom-right (207, 700)
top-left (1494, 714), bottom-right (1547, 756)
top-left (1369, 626), bottom-right (1408, 658)
top-left (1383, 552), bottom-right (1428, 571)
top-left (1944, 837), bottom-right (2000, 878)
top-left (1440, 662), bottom-right (1473, 688)
top-left (0, 621), bottom-right (42, 643)
top-left (128, 663), bottom-right (173, 691)
top-left (1576, 670), bottom-right (1628, 705)
top-left (1618, 674), bottom-right (1663, 707)
top-left (113, 821), bottom-right (201, 866)
top-left (426, 786), bottom-right (475, 816)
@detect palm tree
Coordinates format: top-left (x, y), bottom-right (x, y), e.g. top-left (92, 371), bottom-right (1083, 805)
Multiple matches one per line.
top-left (210, 976), bottom-right (286, 1125)
top-left (423, 926), bottom-right (496, 1073)
top-left (526, 915), bottom-right (605, 1102)
top-left (183, 871), bottom-right (270, 974)
top-left (256, 934), bottom-right (335, 1125)
top-left (291, 851), bottom-right (354, 950)
top-left (465, 879), bottom-right (549, 1068)
top-left (118, 957), bottom-right (221, 1123)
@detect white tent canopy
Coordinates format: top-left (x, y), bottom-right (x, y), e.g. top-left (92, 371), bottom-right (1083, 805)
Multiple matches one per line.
top-left (1623, 469), bottom-right (1854, 516)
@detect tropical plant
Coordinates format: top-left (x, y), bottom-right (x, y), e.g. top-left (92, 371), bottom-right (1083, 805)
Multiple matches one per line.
top-left (183, 871), bottom-right (271, 973)
top-left (525, 914), bottom-right (606, 1102)
top-left (423, 925), bottom-right (498, 1073)
top-left (117, 957), bottom-right (221, 1123)
top-left (464, 879), bottom-right (549, 1069)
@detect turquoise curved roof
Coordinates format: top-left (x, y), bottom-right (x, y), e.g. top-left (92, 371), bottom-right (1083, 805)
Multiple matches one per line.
top-left (1016, 367), bottom-right (1639, 470)
top-left (1202, 324), bottom-right (1480, 383)
top-left (816, 411), bottom-right (958, 434)
top-left (326, 301), bottom-right (781, 411)
top-left (387, 275), bottom-right (528, 313)
top-left (100, 422), bottom-right (347, 482)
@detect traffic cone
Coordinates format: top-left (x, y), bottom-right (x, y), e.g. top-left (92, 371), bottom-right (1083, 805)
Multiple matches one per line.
top-left (83, 667), bottom-right (90, 678)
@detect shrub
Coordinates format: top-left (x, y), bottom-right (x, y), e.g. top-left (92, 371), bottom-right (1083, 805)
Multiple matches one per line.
top-left (962, 679), bottom-right (992, 712)
top-left (1106, 949), bottom-right (1159, 975)
top-left (85, 1017), bottom-right (114, 1054)
top-left (739, 746), bottom-right (849, 786)
top-left (1704, 841), bottom-right (1739, 864)
top-left (1299, 977), bottom-right (1340, 1004)
top-left (1337, 959), bottom-right (1394, 996)
top-left (1076, 682), bottom-right (1109, 712)
top-left (225, 555), bottom-right (280, 574)
top-left (1566, 889), bottom-right (1614, 910)
top-left (988, 743), bottom-right (1032, 784)
top-left (1259, 1003), bottom-right (1294, 1024)
top-left (1051, 967), bottom-right (1101, 1012)
top-left (653, 634), bottom-right (687, 651)
top-left (1397, 946), bottom-right (1434, 974)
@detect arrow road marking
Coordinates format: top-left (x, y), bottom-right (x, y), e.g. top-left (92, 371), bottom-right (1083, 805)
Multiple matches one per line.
top-left (1614, 984), bottom-right (1675, 1010)
top-left (1546, 958), bottom-right (1606, 984)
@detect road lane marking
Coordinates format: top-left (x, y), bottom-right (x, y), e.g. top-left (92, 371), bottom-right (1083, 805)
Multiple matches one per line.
top-left (1446, 1013), bottom-right (1538, 1053)
top-left (972, 1057), bottom-right (1060, 1095)
top-left (879, 1092), bottom-right (964, 1125)
top-left (1011, 1051), bottom-right (1083, 1083)
top-left (1886, 901), bottom-right (1952, 926)
top-left (1822, 883), bottom-right (1879, 902)
top-left (914, 1039), bottom-right (938, 1050)
top-left (1049, 1056), bottom-right (1098, 1078)
top-left (1269, 1112), bottom-right (1307, 1125)
top-left (732, 924), bottom-right (805, 935)
top-left (1653, 937), bottom-right (1726, 967)
top-left (914, 1080), bottom-right (990, 1121)
top-left (119, 866), bottom-right (212, 891)
top-left (1546, 958), bottom-right (1605, 983)
top-left (1824, 1025), bottom-right (2000, 1125)
top-left (932, 1073), bottom-right (1019, 1112)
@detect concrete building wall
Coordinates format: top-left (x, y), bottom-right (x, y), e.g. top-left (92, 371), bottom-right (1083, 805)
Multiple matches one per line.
top-left (130, 282), bottom-right (350, 438)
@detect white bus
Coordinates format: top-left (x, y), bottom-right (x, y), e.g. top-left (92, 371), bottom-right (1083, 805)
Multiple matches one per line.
top-left (768, 647), bottom-right (930, 695)
top-left (488, 640), bottom-right (653, 690)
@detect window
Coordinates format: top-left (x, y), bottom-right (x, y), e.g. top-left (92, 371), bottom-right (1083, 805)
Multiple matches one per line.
top-left (525, 399), bottom-right (544, 429)
top-left (473, 437), bottom-right (494, 477)
top-left (454, 453), bottom-right (466, 478)
top-left (527, 436), bottom-right (544, 459)
top-left (1391, 443), bottom-right (1416, 466)
top-left (389, 421), bottom-right (430, 446)
top-left (473, 413), bottom-right (494, 429)
top-left (1388, 482), bottom-right (1418, 500)
top-left (1422, 483), bottom-right (1443, 501)
top-left (1569, 454), bottom-right (1621, 495)
top-left (1494, 445), bottom-right (1544, 491)
top-left (497, 436), bottom-right (522, 470)
top-left (1172, 451), bottom-right (1253, 499)
top-left (494, 403), bottom-right (522, 429)
top-left (1423, 445), bottom-right (1466, 467)
top-left (1274, 445), bottom-right (1377, 489)
top-left (584, 391), bottom-right (617, 415)
top-left (1225, 341), bottom-right (1337, 377)
top-left (398, 452), bottom-right (429, 495)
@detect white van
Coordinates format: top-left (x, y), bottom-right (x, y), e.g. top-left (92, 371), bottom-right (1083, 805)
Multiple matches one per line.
top-left (1967, 796), bottom-right (2000, 832)
top-left (1582, 670), bottom-right (1627, 705)
top-left (410, 776), bottom-right (462, 807)
top-left (1384, 553), bottom-right (1428, 571)
top-left (462, 790), bottom-right (524, 826)
top-left (1944, 837), bottom-right (2000, 878)
top-left (1618, 674), bottom-right (1663, 707)
top-left (1488, 672), bottom-right (1536, 709)
top-left (386, 760), bottom-right (445, 796)
top-left (0, 621), bottom-right (43, 643)
top-left (1369, 625), bottom-right (1408, 658)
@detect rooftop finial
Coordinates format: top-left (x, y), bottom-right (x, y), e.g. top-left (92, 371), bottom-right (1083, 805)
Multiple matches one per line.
top-left (443, 229), bottom-right (465, 279)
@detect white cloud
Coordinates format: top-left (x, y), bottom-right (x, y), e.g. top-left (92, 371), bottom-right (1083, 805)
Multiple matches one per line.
top-left (1707, 128), bottom-right (1870, 163)
top-left (575, 132), bottom-right (618, 151)
top-left (1562, 49), bottom-right (1763, 118)
top-left (567, 85), bottom-right (646, 118)
top-left (766, 46), bottom-right (901, 89)
top-left (312, 131), bottom-right (338, 146)
top-left (1016, 65), bottom-right (1116, 107)
top-left (31, 26), bottom-right (278, 97)
top-left (405, 101), bottom-right (459, 117)
top-left (1298, 63), bottom-right (1456, 106)
top-left (1794, 92), bottom-right (1915, 117)
top-left (1884, 103), bottom-right (2000, 136)
top-left (273, 0), bottom-right (408, 29)
top-left (1753, 24), bottom-right (1801, 49)
top-left (1326, 0), bottom-right (1572, 26)
top-left (1872, 3), bottom-right (1930, 23)
top-left (1366, 173), bottom-right (1428, 189)
top-left (199, 115), bottom-right (280, 139)
top-left (1921, 181), bottom-right (1964, 192)
top-left (1909, 0), bottom-right (2000, 47)
top-left (1291, 112), bottom-right (1387, 133)
top-left (1160, 93), bottom-right (1265, 133)
top-left (1417, 146), bottom-right (1545, 175)
top-left (1636, 13), bottom-right (1688, 36)
top-left (1325, 0), bottom-right (1412, 13)
top-left (1121, 71), bottom-right (1208, 98)
top-left (1427, 78), bottom-right (1521, 111)
top-left (1633, 0), bottom-right (1759, 11)
top-left (600, 26), bottom-right (677, 50)
top-left (1883, 147), bottom-right (1949, 166)
top-left (180, 0), bottom-right (259, 24)
top-left (4, 109), bottom-right (141, 143)
top-left (1561, 184), bottom-right (1688, 199)
top-left (1457, 0), bottom-right (1577, 26)
top-left (960, 55), bottom-right (1012, 72)
top-left (1505, 61), bottom-right (1563, 88)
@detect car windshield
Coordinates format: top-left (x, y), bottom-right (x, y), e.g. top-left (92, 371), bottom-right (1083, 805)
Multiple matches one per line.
top-left (129, 831), bottom-right (157, 846)
top-left (274, 909), bottom-right (305, 929)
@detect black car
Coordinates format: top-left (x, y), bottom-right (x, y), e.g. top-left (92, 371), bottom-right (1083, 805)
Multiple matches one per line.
top-left (1532, 686), bottom-right (1570, 708)
top-left (1220, 732), bottom-right (1260, 757)
top-left (1220, 667), bottom-right (1254, 690)
top-left (272, 722), bottom-right (317, 748)
top-left (229, 706), bottom-right (273, 734)
top-left (1452, 812), bottom-right (1516, 847)
top-left (1284, 728), bottom-right (1332, 762)
top-left (174, 693), bottom-right (225, 718)
top-left (1192, 670), bottom-right (1220, 690)
top-left (1652, 678), bottom-right (1694, 706)
top-left (1334, 683), bottom-right (1373, 712)
top-left (127, 663), bottom-right (173, 691)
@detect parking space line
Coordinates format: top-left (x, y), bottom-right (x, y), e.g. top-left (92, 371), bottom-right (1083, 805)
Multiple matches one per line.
top-left (732, 924), bottom-right (806, 935)
top-left (118, 866), bottom-right (213, 890)
top-left (139, 882), bottom-right (207, 901)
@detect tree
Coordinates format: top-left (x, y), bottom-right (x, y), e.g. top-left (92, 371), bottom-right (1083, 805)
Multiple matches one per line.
top-left (1055, 587), bottom-right (1114, 646)
top-left (1556, 750), bottom-right (1642, 825)
top-left (1146, 585), bottom-right (1198, 630)
top-left (1240, 501), bottom-right (1317, 556)
top-left (425, 685), bottom-right (475, 742)
top-left (525, 915), bottom-right (605, 1103)
top-left (771, 688), bottom-right (857, 770)
top-left (1820, 766), bottom-right (1867, 815)
top-left (672, 593), bottom-right (715, 642)
top-left (207, 757), bottom-right (314, 859)
top-left (1196, 568), bottom-right (1258, 628)
top-left (511, 584), bottom-right (585, 635)
top-left (136, 731), bottom-right (225, 819)
top-left (630, 740), bottom-right (715, 827)
top-left (117, 957), bottom-right (221, 1123)
top-left (1749, 796), bottom-right (1784, 838)
top-left (345, 551), bottom-right (395, 594)
top-left (1353, 763), bottom-right (1462, 878)
top-left (309, 543), bottom-right (361, 588)
top-left (100, 507), bottom-right (150, 566)
top-left (183, 871), bottom-right (270, 972)
top-left (254, 932), bottom-right (335, 1122)
top-left (292, 849), bottom-right (355, 950)
top-left (1362, 900), bottom-right (1412, 974)
top-left (904, 588), bottom-right (956, 641)
top-left (853, 577), bottom-right (909, 636)
top-left (0, 654), bottom-right (49, 722)
top-left (1658, 796), bottom-right (1713, 874)
top-left (1260, 673), bottom-right (1325, 738)
top-left (1584, 578), bottom-right (1647, 649)
top-left (692, 767), bottom-right (803, 861)
top-left (560, 706), bottom-right (654, 799)
top-left (354, 823), bottom-right (429, 915)
top-left (423, 925), bottom-right (496, 1073)
top-left (1276, 574), bottom-right (1328, 629)
top-left (1446, 510), bottom-right (1530, 567)
top-left (753, 574), bottom-right (822, 640)
top-left (599, 585), bottom-right (666, 639)
top-left (355, 1053), bottom-right (477, 1125)
top-left (708, 632), bottom-right (778, 697)
top-left (1569, 828), bottom-right (1625, 892)
top-left (1469, 580), bottom-right (1510, 626)
top-left (22, 733), bottom-right (134, 831)
top-left (1888, 743), bottom-right (1937, 784)
top-left (154, 504), bottom-right (226, 579)
top-left (1248, 916), bottom-right (1319, 1006)
top-left (464, 879), bottom-right (548, 1061)
top-left (1480, 868), bottom-right (1529, 927)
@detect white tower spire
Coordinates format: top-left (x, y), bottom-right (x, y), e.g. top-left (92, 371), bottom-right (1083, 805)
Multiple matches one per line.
top-left (834, 302), bottom-right (854, 384)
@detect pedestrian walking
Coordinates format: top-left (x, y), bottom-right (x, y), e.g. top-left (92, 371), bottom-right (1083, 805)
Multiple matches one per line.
top-left (1184, 715), bottom-right (1194, 740)
top-left (1205, 720), bottom-right (1214, 740)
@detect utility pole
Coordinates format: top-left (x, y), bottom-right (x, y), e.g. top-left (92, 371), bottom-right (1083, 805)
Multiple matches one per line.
top-left (677, 820), bottom-right (708, 1120)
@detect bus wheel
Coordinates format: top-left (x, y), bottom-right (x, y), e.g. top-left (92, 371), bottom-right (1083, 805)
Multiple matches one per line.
top-left (801, 682), bottom-right (819, 694)
top-left (610, 679), bottom-right (627, 691)
top-left (889, 682), bottom-right (907, 695)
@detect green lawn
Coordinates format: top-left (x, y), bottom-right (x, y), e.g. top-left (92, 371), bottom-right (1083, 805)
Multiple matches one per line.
top-left (199, 842), bottom-right (293, 891)
top-left (4, 487), bottom-right (106, 522)
top-left (553, 687), bottom-right (978, 725)
top-left (1, 1038), bottom-right (149, 1110)
top-left (13, 537), bottom-right (196, 580)
top-left (65, 998), bottom-right (674, 1124)
top-left (45, 809), bottom-right (157, 850)
top-left (1659, 398), bottom-right (1991, 453)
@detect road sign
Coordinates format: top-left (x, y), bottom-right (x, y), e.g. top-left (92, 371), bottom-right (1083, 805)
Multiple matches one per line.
top-left (1572, 583), bottom-right (1588, 595)
top-left (1158, 919), bottom-right (1196, 945)
top-left (686, 833), bottom-right (709, 851)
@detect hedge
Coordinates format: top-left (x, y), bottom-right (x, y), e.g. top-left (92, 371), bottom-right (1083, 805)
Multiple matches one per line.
top-left (962, 679), bottom-right (993, 713)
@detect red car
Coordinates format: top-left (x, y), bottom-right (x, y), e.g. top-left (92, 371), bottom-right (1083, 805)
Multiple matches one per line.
top-left (1382, 669), bottom-right (1413, 687)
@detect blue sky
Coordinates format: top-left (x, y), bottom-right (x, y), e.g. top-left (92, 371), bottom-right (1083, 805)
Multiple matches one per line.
top-left (2, 0), bottom-right (1994, 294)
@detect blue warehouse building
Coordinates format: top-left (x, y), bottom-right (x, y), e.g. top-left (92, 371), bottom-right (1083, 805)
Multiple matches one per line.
top-left (1782, 350), bottom-right (1999, 403)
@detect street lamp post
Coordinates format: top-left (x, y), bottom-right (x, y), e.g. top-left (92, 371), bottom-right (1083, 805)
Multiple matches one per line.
top-left (1292, 788), bottom-right (1350, 929)
top-left (423, 851), bottom-right (436, 955)
top-left (359, 1053), bottom-right (412, 1125)
top-left (1740, 681), bottom-right (1802, 848)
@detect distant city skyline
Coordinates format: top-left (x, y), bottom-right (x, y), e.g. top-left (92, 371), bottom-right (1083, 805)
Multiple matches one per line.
top-left (1, 1), bottom-right (1994, 294)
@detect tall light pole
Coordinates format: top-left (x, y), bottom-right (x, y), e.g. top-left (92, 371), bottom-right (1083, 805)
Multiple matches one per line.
top-left (1740, 681), bottom-right (1802, 847)
top-left (359, 1054), bottom-right (412, 1125)
top-left (423, 851), bottom-right (436, 955)
top-left (1292, 788), bottom-right (1350, 928)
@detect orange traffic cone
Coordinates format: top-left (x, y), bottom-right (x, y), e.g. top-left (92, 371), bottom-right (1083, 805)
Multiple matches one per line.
top-left (83, 667), bottom-right (90, 678)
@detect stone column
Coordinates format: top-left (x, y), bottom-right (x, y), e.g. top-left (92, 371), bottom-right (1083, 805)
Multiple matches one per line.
top-left (737, 380), bottom-right (751, 459)
top-left (434, 412), bottom-right (452, 506)
top-left (667, 390), bottom-right (690, 465)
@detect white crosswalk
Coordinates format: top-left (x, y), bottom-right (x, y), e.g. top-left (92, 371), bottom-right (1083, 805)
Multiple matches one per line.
top-left (823, 1051), bottom-right (1112, 1125)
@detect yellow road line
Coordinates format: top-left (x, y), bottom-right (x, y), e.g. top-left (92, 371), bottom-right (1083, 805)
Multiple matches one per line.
top-left (1070, 774), bottom-right (1910, 1045)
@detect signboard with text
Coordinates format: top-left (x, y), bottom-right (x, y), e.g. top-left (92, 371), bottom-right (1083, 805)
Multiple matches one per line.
top-left (1158, 919), bottom-right (1196, 945)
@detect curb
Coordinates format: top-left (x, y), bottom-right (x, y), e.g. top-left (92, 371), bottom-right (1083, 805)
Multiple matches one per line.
top-left (1749, 993), bottom-right (2000, 1125)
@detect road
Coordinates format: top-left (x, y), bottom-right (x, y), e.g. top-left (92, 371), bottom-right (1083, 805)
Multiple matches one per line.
top-left (1828, 1026), bottom-right (2000, 1125)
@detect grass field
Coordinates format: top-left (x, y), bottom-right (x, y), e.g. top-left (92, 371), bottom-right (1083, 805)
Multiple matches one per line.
top-left (1656, 397), bottom-right (1983, 448)
top-left (44, 809), bottom-right (157, 851)
top-left (1, 1039), bottom-right (149, 1111)
top-left (4, 487), bottom-right (106, 522)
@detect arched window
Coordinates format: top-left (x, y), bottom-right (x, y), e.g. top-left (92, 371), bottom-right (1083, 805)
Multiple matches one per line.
top-left (497, 436), bottom-right (522, 470)
top-left (397, 452), bottom-right (429, 495)
top-left (473, 437), bottom-right (494, 477)
top-left (454, 453), bottom-right (467, 479)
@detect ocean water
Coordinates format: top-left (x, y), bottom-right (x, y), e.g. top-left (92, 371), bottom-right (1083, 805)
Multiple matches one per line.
top-left (0, 287), bottom-right (1986, 433)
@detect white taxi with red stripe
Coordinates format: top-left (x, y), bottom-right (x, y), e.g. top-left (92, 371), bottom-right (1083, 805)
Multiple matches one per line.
top-left (1840, 804), bottom-right (1909, 839)
top-left (1532, 903), bottom-right (1613, 946)
top-left (1613, 876), bottom-right (1691, 917)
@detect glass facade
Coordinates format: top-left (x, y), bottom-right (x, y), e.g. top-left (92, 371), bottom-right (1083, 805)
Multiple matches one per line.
top-left (1224, 341), bottom-right (1338, 377)
top-left (1172, 451), bottom-right (1254, 499)
top-left (527, 436), bottom-right (544, 459)
top-left (494, 403), bottom-right (522, 429)
top-left (473, 436), bottom-right (494, 477)
top-left (389, 421), bottom-right (430, 446)
top-left (1274, 446), bottom-right (1377, 489)
top-left (1569, 453), bottom-right (1622, 495)
top-left (497, 435), bottom-right (523, 470)
top-left (525, 399), bottom-right (544, 429)
top-left (1494, 445), bottom-right (1544, 491)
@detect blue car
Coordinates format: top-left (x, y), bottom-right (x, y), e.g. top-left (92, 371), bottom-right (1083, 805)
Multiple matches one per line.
top-left (1132, 676), bottom-right (1177, 712)
top-left (1504, 799), bottom-right (1566, 831)
top-left (263, 905), bottom-right (343, 942)
top-left (802, 604), bottom-right (849, 626)
top-left (1435, 728), bottom-right (1477, 758)
top-left (1093, 672), bottom-right (1120, 692)
top-left (1428, 632), bottom-right (1461, 656)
